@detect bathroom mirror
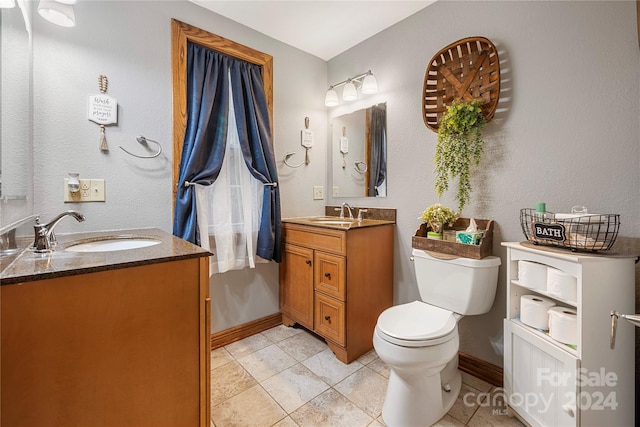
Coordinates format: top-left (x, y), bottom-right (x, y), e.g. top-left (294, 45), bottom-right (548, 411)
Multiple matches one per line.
top-left (0, 3), bottom-right (32, 224)
top-left (331, 103), bottom-right (387, 198)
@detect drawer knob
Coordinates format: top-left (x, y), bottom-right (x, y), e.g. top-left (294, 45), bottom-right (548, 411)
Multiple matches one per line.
top-left (324, 272), bottom-right (331, 278)
top-left (306, 259), bottom-right (311, 265)
top-left (324, 315), bottom-right (331, 321)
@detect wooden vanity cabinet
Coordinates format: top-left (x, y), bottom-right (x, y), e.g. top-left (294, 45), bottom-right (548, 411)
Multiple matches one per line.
top-left (1, 257), bottom-right (211, 427)
top-left (280, 222), bottom-right (393, 363)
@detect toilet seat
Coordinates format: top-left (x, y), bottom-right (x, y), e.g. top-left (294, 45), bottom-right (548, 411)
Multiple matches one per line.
top-left (376, 301), bottom-right (457, 347)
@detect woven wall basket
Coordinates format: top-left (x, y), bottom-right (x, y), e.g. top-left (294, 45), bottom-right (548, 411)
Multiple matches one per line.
top-left (423, 36), bottom-right (500, 133)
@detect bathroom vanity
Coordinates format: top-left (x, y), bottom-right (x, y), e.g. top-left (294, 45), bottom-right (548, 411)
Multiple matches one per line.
top-left (280, 215), bottom-right (394, 363)
top-left (502, 242), bottom-right (636, 427)
top-left (0, 228), bottom-right (211, 427)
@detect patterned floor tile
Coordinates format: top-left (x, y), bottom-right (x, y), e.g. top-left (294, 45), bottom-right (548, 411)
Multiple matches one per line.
top-left (334, 366), bottom-right (387, 418)
top-left (277, 330), bottom-right (328, 362)
top-left (262, 363), bottom-right (330, 413)
top-left (302, 348), bottom-right (363, 386)
top-left (237, 344), bottom-right (297, 382)
top-left (289, 388), bottom-right (373, 427)
top-left (211, 384), bottom-right (286, 427)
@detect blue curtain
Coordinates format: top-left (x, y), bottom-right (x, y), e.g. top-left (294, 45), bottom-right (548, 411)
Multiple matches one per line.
top-left (368, 103), bottom-right (387, 196)
top-left (174, 42), bottom-right (281, 262)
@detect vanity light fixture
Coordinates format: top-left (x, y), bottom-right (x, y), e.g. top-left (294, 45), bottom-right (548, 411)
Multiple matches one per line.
top-left (0, 0), bottom-right (16, 8)
top-left (37, 0), bottom-right (75, 27)
top-left (324, 70), bottom-right (378, 107)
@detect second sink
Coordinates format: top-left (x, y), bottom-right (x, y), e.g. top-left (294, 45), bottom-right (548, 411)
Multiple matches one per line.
top-left (66, 237), bottom-right (160, 252)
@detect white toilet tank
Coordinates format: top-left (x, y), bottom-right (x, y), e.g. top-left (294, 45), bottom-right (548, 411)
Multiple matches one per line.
top-left (412, 248), bottom-right (501, 315)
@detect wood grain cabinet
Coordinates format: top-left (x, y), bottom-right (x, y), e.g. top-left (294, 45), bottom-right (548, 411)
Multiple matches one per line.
top-left (502, 242), bottom-right (635, 427)
top-left (1, 257), bottom-right (211, 427)
top-left (280, 222), bottom-right (393, 363)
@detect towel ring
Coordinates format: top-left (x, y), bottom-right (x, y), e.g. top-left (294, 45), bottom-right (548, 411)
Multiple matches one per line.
top-left (119, 135), bottom-right (162, 159)
top-left (283, 152), bottom-right (305, 168)
top-left (354, 161), bottom-right (368, 173)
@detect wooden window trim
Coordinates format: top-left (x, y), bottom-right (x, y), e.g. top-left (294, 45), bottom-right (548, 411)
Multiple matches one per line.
top-left (170, 19), bottom-right (273, 206)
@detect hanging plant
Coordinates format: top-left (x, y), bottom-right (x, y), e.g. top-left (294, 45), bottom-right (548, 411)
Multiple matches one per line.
top-left (434, 98), bottom-right (486, 212)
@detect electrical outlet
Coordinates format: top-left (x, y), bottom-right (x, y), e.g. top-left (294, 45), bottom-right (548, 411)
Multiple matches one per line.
top-left (313, 186), bottom-right (324, 200)
top-left (64, 178), bottom-right (106, 202)
top-left (333, 187), bottom-right (339, 197)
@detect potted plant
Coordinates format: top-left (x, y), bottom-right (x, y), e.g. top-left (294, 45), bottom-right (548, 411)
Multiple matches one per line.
top-left (419, 203), bottom-right (458, 240)
top-left (434, 98), bottom-right (486, 212)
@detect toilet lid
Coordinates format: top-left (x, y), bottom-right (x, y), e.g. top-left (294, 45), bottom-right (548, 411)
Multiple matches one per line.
top-left (377, 301), bottom-right (456, 344)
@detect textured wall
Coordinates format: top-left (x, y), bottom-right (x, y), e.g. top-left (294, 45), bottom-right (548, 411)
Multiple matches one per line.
top-left (25, 0), bottom-right (640, 364)
top-left (328, 0), bottom-right (640, 366)
top-left (30, 0), bottom-right (328, 333)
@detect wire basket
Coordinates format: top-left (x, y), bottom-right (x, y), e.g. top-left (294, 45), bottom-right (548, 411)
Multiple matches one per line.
top-left (520, 208), bottom-right (620, 252)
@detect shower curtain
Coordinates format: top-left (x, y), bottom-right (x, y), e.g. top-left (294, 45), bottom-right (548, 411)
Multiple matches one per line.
top-left (368, 103), bottom-right (387, 197)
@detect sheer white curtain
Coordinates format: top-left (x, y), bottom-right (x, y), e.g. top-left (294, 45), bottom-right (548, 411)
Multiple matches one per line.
top-left (194, 76), bottom-right (264, 275)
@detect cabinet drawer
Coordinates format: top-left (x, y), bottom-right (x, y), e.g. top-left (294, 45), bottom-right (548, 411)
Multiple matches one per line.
top-left (315, 293), bottom-right (345, 346)
top-left (314, 252), bottom-right (346, 300)
top-left (282, 224), bottom-right (346, 255)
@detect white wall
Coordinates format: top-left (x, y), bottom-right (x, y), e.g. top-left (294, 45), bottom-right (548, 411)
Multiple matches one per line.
top-left (30, 0), bottom-right (327, 333)
top-left (1, 5), bottom-right (32, 225)
top-left (328, 0), bottom-right (640, 366)
top-left (331, 109), bottom-right (367, 197)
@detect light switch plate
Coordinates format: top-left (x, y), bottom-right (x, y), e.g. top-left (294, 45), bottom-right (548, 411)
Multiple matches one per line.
top-left (90, 179), bottom-right (105, 201)
top-left (313, 186), bottom-right (324, 200)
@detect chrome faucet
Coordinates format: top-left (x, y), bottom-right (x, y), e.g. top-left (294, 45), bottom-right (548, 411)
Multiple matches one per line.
top-left (33, 210), bottom-right (86, 253)
top-left (341, 202), bottom-right (354, 220)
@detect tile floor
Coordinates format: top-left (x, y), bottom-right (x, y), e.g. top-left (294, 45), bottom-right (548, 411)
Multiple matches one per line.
top-left (210, 325), bottom-right (525, 427)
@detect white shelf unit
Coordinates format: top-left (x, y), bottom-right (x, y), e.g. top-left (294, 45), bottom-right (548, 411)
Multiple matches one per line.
top-left (502, 242), bottom-right (635, 427)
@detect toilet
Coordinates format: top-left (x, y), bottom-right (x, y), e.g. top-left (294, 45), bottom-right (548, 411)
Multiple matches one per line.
top-left (373, 248), bottom-right (501, 427)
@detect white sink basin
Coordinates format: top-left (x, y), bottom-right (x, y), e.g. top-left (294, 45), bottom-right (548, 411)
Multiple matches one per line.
top-left (309, 220), bottom-right (355, 225)
top-left (65, 238), bottom-right (160, 252)
top-left (307, 217), bottom-right (358, 225)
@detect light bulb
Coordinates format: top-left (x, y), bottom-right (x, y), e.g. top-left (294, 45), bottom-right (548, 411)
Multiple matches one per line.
top-left (342, 81), bottom-right (357, 101)
top-left (0, 0), bottom-right (16, 8)
top-left (362, 73), bottom-right (378, 94)
top-left (38, 0), bottom-right (75, 27)
top-left (324, 88), bottom-right (339, 107)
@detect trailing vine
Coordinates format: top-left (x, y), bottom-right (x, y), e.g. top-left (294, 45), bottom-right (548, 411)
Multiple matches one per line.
top-left (434, 99), bottom-right (486, 212)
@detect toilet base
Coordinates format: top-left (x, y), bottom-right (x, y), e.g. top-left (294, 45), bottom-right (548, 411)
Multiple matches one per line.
top-left (381, 357), bottom-right (462, 427)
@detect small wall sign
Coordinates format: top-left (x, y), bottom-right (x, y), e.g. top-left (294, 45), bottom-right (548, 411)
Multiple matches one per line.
top-left (87, 94), bottom-right (118, 125)
top-left (533, 222), bottom-right (566, 242)
top-left (88, 75), bottom-right (117, 152)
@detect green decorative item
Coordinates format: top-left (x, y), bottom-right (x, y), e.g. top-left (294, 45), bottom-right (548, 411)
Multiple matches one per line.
top-left (427, 231), bottom-right (443, 240)
top-left (434, 98), bottom-right (486, 212)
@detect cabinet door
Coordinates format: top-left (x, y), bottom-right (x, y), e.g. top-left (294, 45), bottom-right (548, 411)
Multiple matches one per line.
top-left (314, 251), bottom-right (346, 300)
top-left (505, 321), bottom-right (579, 427)
top-left (280, 243), bottom-right (314, 329)
top-left (315, 292), bottom-right (346, 346)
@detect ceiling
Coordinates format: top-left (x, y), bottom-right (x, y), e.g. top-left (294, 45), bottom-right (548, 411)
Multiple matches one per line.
top-left (190, 1), bottom-right (435, 61)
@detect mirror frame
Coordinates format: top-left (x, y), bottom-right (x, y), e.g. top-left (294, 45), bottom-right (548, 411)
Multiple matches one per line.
top-left (171, 19), bottom-right (273, 207)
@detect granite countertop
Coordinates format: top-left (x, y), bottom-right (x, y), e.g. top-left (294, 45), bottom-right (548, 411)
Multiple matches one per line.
top-left (0, 228), bottom-right (211, 285)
